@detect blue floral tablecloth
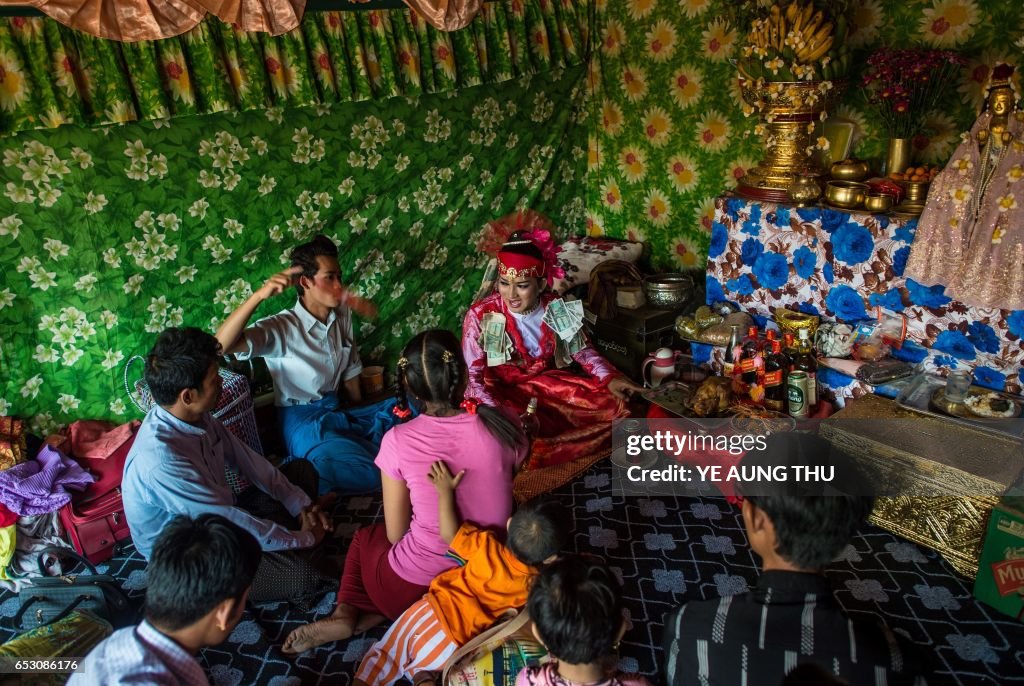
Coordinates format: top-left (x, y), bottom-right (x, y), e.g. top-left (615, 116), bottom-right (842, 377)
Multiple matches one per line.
top-left (705, 196), bottom-right (1023, 396)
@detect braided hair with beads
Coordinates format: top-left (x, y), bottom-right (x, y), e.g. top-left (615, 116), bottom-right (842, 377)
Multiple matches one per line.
top-left (393, 329), bottom-right (525, 450)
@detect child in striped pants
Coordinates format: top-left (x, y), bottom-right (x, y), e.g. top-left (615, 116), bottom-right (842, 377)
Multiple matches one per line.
top-left (354, 461), bottom-right (569, 686)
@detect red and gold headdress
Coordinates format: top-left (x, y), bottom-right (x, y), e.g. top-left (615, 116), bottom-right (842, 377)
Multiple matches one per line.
top-left (477, 210), bottom-right (566, 287)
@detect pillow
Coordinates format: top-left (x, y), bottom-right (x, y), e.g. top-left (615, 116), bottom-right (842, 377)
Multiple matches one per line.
top-left (551, 237), bottom-right (644, 295)
top-left (475, 237), bottom-right (645, 298)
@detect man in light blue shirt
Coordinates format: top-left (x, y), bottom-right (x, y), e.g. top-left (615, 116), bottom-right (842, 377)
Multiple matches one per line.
top-left (216, 234), bottom-right (405, 495)
top-left (70, 514), bottom-right (261, 686)
top-left (123, 327), bottom-right (334, 605)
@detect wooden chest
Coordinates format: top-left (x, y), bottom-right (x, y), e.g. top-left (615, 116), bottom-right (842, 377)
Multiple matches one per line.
top-left (585, 304), bottom-right (681, 382)
top-left (820, 395), bottom-right (1022, 578)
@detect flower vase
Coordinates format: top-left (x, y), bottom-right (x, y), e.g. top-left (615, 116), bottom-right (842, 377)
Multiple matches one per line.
top-left (884, 137), bottom-right (912, 177)
top-left (736, 79), bottom-right (841, 204)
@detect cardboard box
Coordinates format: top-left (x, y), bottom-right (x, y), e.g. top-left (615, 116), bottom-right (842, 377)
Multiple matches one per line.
top-left (974, 503), bottom-right (1024, 622)
top-left (585, 304), bottom-right (681, 383)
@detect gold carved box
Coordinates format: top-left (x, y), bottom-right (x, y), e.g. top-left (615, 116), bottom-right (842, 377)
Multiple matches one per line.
top-left (820, 395), bottom-right (1022, 578)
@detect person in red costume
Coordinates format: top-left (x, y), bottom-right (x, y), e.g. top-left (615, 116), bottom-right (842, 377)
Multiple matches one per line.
top-left (461, 213), bottom-right (641, 475)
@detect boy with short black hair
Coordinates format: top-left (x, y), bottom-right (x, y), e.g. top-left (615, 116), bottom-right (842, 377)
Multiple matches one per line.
top-left (351, 463), bottom-right (570, 686)
top-left (215, 234), bottom-right (402, 494)
top-left (71, 515), bottom-right (261, 685)
top-left (662, 433), bottom-right (929, 686)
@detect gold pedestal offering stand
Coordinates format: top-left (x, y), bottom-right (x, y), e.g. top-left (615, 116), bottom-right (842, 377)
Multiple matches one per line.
top-left (737, 79), bottom-right (840, 203)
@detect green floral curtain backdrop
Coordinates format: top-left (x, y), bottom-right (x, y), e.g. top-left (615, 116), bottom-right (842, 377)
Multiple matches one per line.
top-left (0, 5), bottom-right (590, 429)
top-left (585, 0), bottom-right (1024, 270)
top-left (0, 1), bottom-right (589, 135)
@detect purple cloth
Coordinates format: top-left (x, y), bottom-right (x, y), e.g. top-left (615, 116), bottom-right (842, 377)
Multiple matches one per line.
top-left (0, 446), bottom-right (94, 516)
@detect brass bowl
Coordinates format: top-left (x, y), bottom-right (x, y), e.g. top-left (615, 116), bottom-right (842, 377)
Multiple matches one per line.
top-left (825, 180), bottom-right (868, 209)
top-left (899, 180), bottom-right (930, 204)
top-left (643, 273), bottom-right (696, 310)
top-left (830, 159), bottom-right (871, 181)
top-left (864, 192), bottom-right (894, 213)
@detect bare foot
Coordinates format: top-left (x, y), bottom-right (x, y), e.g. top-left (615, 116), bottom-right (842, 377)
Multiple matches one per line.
top-left (281, 618), bottom-right (355, 654)
top-left (354, 612), bottom-right (386, 633)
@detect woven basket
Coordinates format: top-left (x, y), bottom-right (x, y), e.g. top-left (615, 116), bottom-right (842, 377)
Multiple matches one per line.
top-left (124, 356), bottom-right (260, 494)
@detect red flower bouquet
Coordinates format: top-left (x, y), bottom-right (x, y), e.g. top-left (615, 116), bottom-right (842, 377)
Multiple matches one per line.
top-left (862, 48), bottom-right (965, 139)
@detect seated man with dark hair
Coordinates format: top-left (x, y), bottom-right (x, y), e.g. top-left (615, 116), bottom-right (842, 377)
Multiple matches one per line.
top-left (662, 432), bottom-right (928, 686)
top-left (123, 327), bottom-right (335, 606)
top-left (215, 234), bottom-right (403, 495)
top-left (70, 514), bottom-right (261, 685)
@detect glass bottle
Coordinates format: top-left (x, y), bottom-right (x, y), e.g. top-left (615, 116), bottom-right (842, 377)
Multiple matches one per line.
top-left (763, 340), bottom-right (786, 413)
top-left (793, 329), bottom-right (818, 411)
top-left (520, 397), bottom-right (540, 438)
top-left (740, 326), bottom-right (761, 386)
top-left (782, 332), bottom-right (797, 370)
top-left (722, 325), bottom-right (740, 378)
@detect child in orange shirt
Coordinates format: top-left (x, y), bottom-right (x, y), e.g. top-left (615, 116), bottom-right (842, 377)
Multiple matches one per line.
top-left (354, 461), bottom-right (569, 686)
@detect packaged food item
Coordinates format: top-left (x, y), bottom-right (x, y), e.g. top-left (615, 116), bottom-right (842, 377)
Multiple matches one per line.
top-left (694, 305), bottom-right (724, 329)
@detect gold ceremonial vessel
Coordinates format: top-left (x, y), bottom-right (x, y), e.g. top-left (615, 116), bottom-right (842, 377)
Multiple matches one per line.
top-left (787, 175), bottom-right (822, 207)
top-left (863, 192), bottom-right (894, 213)
top-left (899, 179), bottom-right (930, 204)
top-left (830, 158), bottom-right (871, 181)
top-left (774, 307), bottom-right (819, 341)
top-left (737, 79), bottom-right (841, 204)
top-left (825, 180), bottom-right (868, 209)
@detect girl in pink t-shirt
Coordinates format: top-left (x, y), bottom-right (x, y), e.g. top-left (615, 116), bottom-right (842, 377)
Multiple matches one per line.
top-left (283, 329), bottom-right (526, 654)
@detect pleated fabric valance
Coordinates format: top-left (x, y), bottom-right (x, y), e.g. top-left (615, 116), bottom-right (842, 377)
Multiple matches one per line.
top-left (0, 0), bottom-right (589, 136)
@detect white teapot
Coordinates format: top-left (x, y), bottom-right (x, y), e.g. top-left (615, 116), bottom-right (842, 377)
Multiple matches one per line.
top-left (642, 347), bottom-right (682, 388)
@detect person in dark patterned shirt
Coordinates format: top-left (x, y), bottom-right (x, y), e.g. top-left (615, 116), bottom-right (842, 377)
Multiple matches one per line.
top-left (662, 433), bottom-right (929, 686)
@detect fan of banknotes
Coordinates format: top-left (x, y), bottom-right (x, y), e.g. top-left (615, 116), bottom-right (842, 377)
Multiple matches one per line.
top-left (482, 312), bottom-right (515, 366)
top-left (543, 299), bottom-right (587, 358)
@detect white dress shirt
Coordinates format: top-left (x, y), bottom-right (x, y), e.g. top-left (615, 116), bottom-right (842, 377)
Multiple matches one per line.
top-left (510, 307), bottom-right (546, 358)
top-left (235, 299), bottom-right (363, 406)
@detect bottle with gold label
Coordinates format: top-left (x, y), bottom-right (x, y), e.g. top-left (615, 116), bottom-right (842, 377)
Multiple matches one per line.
top-left (793, 329), bottom-right (817, 411)
top-left (763, 340), bottom-right (786, 413)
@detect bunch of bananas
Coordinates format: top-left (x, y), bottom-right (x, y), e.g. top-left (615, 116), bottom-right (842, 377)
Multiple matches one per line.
top-left (740, 1), bottom-right (849, 81)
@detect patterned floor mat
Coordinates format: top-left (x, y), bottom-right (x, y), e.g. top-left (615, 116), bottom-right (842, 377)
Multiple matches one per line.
top-left (1, 461), bottom-right (1021, 685)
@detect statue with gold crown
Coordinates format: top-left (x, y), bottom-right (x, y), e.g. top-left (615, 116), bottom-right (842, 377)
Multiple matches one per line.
top-left (905, 64), bottom-right (1024, 309)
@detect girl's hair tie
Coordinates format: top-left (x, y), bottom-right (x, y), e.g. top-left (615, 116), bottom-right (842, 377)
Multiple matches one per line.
top-left (441, 350), bottom-right (455, 363)
top-left (392, 405), bottom-right (412, 419)
top-left (459, 399), bottom-right (479, 415)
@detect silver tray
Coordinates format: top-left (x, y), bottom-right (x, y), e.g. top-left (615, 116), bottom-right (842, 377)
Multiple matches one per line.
top-left (642, 381), bottom-right (698, 417)
top-left (895, 373), bottom-right (1024, 439)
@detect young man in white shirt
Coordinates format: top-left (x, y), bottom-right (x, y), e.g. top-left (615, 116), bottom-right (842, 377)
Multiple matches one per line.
top-left (216, 235), bottom-right (403, 494)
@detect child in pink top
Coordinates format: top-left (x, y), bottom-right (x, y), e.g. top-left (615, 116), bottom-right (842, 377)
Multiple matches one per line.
top-left (517, 556), bottom-right (651, 686)
top-left (283, 330), bottom-right (526, 654)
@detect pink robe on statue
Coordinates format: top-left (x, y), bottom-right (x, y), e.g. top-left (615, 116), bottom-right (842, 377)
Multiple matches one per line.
top-left (905, 111), bottom-right (1024, 309)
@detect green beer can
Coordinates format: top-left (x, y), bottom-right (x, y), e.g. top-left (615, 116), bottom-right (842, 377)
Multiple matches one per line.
top-left (787, 370), bottom-right (808, 418)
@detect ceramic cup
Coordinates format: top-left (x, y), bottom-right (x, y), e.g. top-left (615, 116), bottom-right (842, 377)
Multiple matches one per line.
top-left (360, 365), bottom-right (385, 395)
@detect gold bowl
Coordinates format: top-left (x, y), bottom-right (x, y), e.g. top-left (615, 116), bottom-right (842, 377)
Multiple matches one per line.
top-left (899, 180), bottom-right (930, 204)
top-left (830, 159), bottom-right (871, 181)
top-left (825, 180), bottom-right (868, 209)
top-left (864, 193), bottom-right (894, 213)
